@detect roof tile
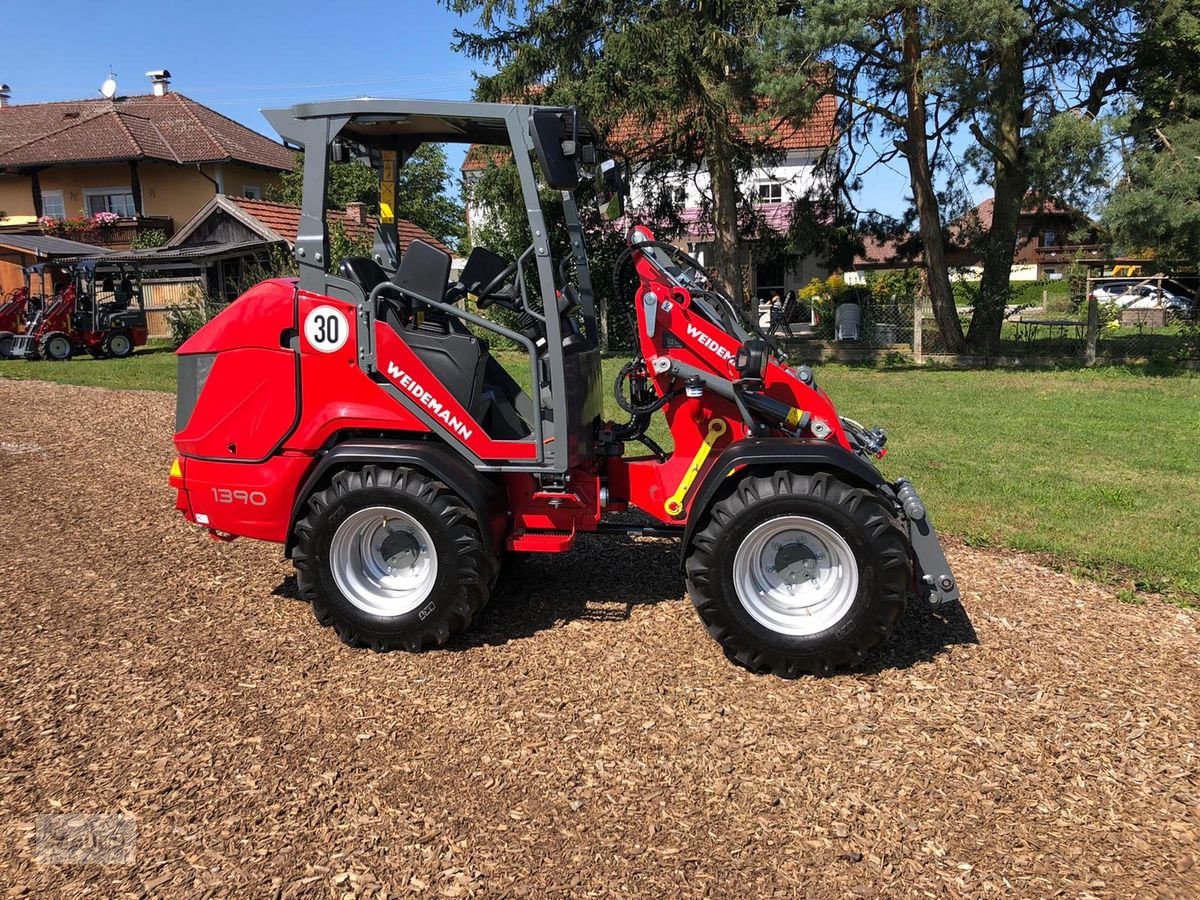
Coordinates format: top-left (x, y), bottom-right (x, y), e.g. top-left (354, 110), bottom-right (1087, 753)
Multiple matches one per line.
top-left (227, 196), bottom-right (452, 256)
top-left (0, 93), bottom-right (293, 170)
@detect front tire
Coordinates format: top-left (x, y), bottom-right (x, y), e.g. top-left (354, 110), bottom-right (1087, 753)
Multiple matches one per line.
top-left (291, 465), bottom-right (497, 651)
top-left (103, 329), bottom-right (134, 359)
top-left (685, 471), bottom-right (911, 676)
top-left (0, 331), bottom-right (14, 357)
top-left (38, 332), bottom-right (72, 361)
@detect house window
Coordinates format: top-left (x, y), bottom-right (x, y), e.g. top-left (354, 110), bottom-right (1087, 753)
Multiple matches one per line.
top-left (243, 185), bottom-right (262, 200)
top-left (1042, 230), bottom-right (1058, 247)
top-left (84, 188), bottom-right (137, 218)
top-left (40, 190), bottom-right (65, 219)
top-left (756, 179), bottom-right (783, 203)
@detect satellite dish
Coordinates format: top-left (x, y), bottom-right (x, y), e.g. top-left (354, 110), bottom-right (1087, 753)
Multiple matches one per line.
top-left (100, 71), bottom-right (117, 99)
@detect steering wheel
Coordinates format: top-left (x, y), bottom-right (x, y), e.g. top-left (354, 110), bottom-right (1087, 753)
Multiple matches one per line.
top-left (475, 244), bottom-right (530, 309)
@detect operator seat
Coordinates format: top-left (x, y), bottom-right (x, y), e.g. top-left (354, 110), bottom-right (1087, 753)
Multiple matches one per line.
top-left (376, 241), bottom-right (490, 426)
top-left (339, 257), bottom-right (389, 294)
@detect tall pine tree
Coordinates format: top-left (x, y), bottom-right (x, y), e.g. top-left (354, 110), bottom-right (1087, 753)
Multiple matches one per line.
top-left (446, 0), bottom-right (815, 309)
top-left (1105, 0), bottom-right (1200, 267)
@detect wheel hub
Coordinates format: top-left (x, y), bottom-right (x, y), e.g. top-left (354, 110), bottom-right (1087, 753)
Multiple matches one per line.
top-left (379, 528), bottom-right (420, 571)
top-left (772, 541), bottom-right (819, 585)
top-left (732, 516), bottom-right (859, 636)
top-left (330, 506), bottom-right (437, 617)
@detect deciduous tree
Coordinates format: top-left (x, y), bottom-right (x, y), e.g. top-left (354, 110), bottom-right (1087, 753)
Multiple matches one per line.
top-left (446, 0), bottom-right (812, 310)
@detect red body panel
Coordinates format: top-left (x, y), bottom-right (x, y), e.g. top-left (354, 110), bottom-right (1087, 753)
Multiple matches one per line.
top-left (175, 347), bottom-right (299, 460)
top-left (182, 453), bottom-right (313, 543)
top-left (0, 288), bottom-right (27, 332)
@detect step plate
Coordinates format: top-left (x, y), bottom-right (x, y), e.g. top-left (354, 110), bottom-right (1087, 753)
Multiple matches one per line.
top-left (508, 530), bottom-right (576, 553)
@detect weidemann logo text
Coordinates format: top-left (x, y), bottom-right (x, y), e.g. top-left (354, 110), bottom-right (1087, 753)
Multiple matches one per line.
top-left (386, 362), bottom-right (474, 440)
top-left (686, 323), bottom-right (735, 361)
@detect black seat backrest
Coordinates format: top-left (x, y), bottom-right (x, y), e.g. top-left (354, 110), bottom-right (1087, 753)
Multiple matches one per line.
top-left (382, 240), bottom-right (489, 424)
top-left (458, 246), bottom-right (511, 296)
top-left (393, 239), bottom-right (451, 302)
top-left (339, 256), bottom-right (389, 294)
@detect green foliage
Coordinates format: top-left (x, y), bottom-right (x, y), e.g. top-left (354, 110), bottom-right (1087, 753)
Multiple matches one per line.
top-left (767, 0), bottom-right (1134, 353)
top-left (327, 220), bottom-right (373, 273)
top-left (1105, 0), bottom-right (1200, 266)
top-left (268, 146), bottom-right (466, 252)
top-left (1107, 120), bottom-right (1200, 266)
top-left (131, 228), bottom-right (168, 250)
top-left (269, 152), bottom-right (379, 210)
top-left (467, 153), bottom-right (633, 350)
top-left (447, 0), bottom-right (835, 306)
top-left (394, 144), bottom-right (467, 252)
top-left (166, 288), bottom-right (225, 348)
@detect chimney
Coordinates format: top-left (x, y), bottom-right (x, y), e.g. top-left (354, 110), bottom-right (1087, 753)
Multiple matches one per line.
top-left (146, 69), bottom-right (171, 96)
top-left (0, 85), bottom-right (11, 108)
top-left (345, 202), bottom-right (367, 225)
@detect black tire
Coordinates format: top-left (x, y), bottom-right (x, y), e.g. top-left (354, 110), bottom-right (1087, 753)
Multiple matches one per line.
top-left (291, 465), bottom-right (498, 651)
top-left (37, 331), bottom-right (72, 362)
top-left (685, 471), bottom-right (911, 676)
top-left (102, 329), bottom-right (134, 359)
top-left (0, 331), bottom-right (13, 358)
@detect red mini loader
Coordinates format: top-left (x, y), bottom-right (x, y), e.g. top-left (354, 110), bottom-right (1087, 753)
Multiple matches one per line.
top-left (170, 99), bottom-right (959, 675)
top-left (1, 261), bottom-right (148, 361)
top-left (0, 286), bottom-right (28, 357)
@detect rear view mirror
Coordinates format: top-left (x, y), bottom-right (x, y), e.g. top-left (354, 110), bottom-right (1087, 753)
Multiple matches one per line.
top-left (530, 108), bottom-right (581, 190)
top-left (596, 159), bottom-right (627, 221)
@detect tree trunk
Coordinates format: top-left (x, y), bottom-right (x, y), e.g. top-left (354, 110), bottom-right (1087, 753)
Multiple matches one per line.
top-left (968, 41), bottom-right (1027, 354)
top-left (900, 4), bottom-right (966, 353)
top-left (706, 128), bottom-right (748, 310)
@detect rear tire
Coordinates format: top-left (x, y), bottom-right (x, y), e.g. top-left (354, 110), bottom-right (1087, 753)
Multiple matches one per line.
top-left (685, 471), bottom-right (911, 676)
top-left (291, 465), bottom-right (497, 651)
top-left (103, 329), bottom-right (134, 359)
top-left (38, 332), bottom-right (72, 361)
top-left (0, 331), bottom-right (13, 357)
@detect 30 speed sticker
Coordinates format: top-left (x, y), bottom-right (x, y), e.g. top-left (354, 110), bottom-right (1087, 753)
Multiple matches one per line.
top-left (304, 305), bottom-right (350, 353)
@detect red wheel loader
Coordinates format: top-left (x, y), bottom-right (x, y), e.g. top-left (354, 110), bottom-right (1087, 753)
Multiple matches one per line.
top-left (0, 286), bottom-right (29, 357)
top-left (170, 99), bottom-right (960, 675)
top-left (1, 260), bottom-right (148, 361)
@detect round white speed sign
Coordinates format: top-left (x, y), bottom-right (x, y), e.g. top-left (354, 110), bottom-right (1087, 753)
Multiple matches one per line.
top-left (304, 305), bottom-right (350, 353)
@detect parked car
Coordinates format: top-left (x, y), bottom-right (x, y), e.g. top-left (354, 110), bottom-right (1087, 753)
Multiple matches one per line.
top-left (1088, 280), bottom-right (1140, 303)
top-left (1113, 284), bottom-right (1195, 313)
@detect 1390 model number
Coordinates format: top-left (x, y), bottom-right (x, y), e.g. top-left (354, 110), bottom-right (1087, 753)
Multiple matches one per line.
top-left (211, 488), bottom-right (267, 506)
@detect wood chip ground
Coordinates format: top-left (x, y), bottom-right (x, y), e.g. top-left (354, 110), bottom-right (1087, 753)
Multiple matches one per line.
top-left (0, 380), bottom-right (1197, 898)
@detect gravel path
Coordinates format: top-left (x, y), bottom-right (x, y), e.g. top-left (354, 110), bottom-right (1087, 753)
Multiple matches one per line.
top-left (0, 379), bottom-right (1197, 898)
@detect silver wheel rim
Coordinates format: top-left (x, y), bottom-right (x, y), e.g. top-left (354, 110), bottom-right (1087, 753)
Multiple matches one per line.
top-left (109, 334), bottom-right (131, 356)
top-left (732, 515), bottom-right (859, 636)
top-left (49, 337), bottom-right (70, 358)
top-left (330, 506), bottom-right (438, 617)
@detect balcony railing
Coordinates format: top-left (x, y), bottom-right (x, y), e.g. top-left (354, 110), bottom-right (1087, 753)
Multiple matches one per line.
top-left (35, 216), bottom-right (174, 250)
top-left (1034, 243), bottom-right (1107, 261)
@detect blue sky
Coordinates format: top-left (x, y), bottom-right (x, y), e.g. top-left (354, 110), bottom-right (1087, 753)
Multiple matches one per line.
top-left (5, 0), bottom-right (482, 172)
top-left (5, 0), bottom-right (929, 218)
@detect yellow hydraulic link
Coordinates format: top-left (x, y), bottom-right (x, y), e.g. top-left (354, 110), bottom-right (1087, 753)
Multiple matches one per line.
top-left (664, 418), bottom-right (727, 518)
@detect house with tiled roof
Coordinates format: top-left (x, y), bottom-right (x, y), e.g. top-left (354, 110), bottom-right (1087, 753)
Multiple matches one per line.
top-left (463, 94), bottom-right (841, 302)
top-left (168, 194), bottom-right (452, 258)
top-left (849, 197), bottom-right (1104, 282)
top-left (0, 72), bottom-right (293, 250)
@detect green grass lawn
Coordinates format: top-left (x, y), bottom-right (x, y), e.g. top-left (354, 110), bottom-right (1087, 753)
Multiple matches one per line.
top-left (3, 345), bottom-right (1197, 600)
top-left (0, 342), bottom-right (179, 392)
